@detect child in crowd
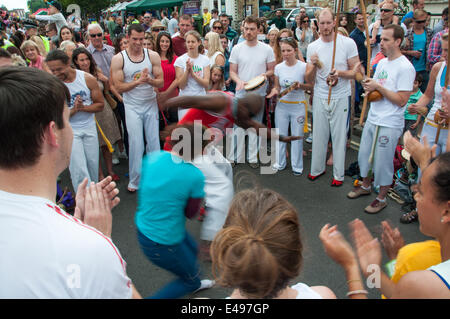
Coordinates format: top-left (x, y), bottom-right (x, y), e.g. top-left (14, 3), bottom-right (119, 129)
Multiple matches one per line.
top-left (403, 73), bottom-right (424, 137)
top-left (208, 64), bottom-right (225, 91)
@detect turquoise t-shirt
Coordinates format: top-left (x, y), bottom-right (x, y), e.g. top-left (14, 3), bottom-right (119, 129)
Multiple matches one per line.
top-left (412, 32), bottom-right (427, 72)
top-left (135, 150), bottom-right (205, 245)
top-left (404, 90), bottom-right (423, 121)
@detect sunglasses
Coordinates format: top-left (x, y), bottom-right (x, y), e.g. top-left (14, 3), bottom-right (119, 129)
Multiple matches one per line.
top-left (303, 20), bottom-right (310, 23)
top-left (279, 36), bottom-right (294, 42)
top-left (414, 19), bottom-right (426, 23)
top-left (213, 26), bottom-right (223, 29)
top-left (380, 8), bottom-right (393, 12)
top-left (152, 28), bottom-right (164, 32)
top-left (89, 33), bottom-right (103, 38)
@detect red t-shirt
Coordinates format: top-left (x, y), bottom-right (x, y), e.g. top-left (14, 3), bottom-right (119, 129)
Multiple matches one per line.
top-left (164, 91), bottom-right (237, 151)
top-left (160, 56), bottom-right (179, 97)
top-left (172, 36), bottom-right (187, 57)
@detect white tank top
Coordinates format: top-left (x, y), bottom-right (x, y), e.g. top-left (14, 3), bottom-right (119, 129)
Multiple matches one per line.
top-left (121, 49), bottom-right (156, 105)
top-left (65, 69), bottom-right (95, 129)
top-left (428, 62), bottom-right (446, 122)
top-left (428, 259), bottom-right (450, 290)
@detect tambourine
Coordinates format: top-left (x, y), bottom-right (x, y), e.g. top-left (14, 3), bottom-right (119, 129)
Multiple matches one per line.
top-left (245, 75), bottom-right (266, 91)
top-left (434, 109), bottom-right (449, 128)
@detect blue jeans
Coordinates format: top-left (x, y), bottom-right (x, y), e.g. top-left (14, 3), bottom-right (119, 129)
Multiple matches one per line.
top-left (137, 229), bottom-right (202, 299)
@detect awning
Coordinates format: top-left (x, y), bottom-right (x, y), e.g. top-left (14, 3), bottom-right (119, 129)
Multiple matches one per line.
top-left (126, 0), bottom-right (184, 12)
top-left (113, 0), bottom-right (140, 12)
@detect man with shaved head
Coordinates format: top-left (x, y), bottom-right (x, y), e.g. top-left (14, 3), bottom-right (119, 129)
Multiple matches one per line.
top-left (305, 8), bottom-right (360, 187)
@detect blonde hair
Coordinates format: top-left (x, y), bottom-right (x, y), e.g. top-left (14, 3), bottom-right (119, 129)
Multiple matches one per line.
top-left (337, 27), bottom-right (349, 37)
top-left (211, 188), bottom-right (303, 299)
top-left (30, 36), bottom-right (47, 57)
top-left (205, 32), bottom-right (224, 58)
top-left (209, 64), bottom-right (225, 90)
top-left (20, 40), bottom-right (42, 56)
top-left (60, 40), bottom-right (76, 53)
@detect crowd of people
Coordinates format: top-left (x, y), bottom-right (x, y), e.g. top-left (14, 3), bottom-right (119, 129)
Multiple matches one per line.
top-left (0, 0), bottom-right (449, 300)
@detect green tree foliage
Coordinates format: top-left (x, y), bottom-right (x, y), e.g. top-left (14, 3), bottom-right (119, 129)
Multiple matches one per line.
top-left (27, 0), bottom-right (47, 13)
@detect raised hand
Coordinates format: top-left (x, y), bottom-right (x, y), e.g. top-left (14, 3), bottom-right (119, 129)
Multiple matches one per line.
top-left (319, 224), bottom-right (357, 268)
top-left (350, 219), bottom-right (382, 278)
top-left (381, 221), bottom-right (405, 261)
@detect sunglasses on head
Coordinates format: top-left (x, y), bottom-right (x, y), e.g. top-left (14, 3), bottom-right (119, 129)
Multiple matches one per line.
top-left (380, 8), bottom-right (393, 12)
top-left (279, 36), bottom-right (294, 42)
top-left (90, 33), bottom-right (103, 38)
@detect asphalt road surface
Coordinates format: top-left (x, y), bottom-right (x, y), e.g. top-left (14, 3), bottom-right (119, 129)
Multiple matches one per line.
top-left (60, 139), bottom-right (429, 300)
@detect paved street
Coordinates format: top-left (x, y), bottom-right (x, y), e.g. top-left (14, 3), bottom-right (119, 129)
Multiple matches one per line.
top-left (60, 138), bottom-right (428, 299)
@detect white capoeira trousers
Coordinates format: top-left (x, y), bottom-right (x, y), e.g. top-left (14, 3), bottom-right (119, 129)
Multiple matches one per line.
top-left (125, 99), bottom-right (160, 190)
top-left (310, 95), bottom-right (349, 181)
top-left (227, 93), bottom-right (265, 164)
top-left (273, 100), bottom-right (306, 173)
top-left (193, 145), bottom-right (234, 241)
top-left (358, 121), bottom-right (403, 187)
top-left (421, 120), bottom-right (448, 155)
top-left (69, 121), bottom-right (99, 191)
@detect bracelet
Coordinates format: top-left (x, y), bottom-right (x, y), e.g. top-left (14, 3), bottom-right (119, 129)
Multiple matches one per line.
top-left (346, 290), bottom-right (369, 297)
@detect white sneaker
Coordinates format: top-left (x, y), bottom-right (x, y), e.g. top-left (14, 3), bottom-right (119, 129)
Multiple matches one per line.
top-left (305, 135), bottom-right (313, 144)
top-left (193, 279), bottom-right (215, 293)
top-left (112, 156), bottom-right (120, 165)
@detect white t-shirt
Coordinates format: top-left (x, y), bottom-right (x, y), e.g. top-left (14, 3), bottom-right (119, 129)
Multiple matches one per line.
top-left (307, 34), bottom-right (358, 99)
top-left (367, 55), bottom-right (415, 129)
top-left (0, 190), bottom-right (132, 299)
top-left (229, 41), bottom-right (275, 96)
top-left (174, 53), bottom-right (210, 96)
top-left (274, 60), bottom-right (307, 102)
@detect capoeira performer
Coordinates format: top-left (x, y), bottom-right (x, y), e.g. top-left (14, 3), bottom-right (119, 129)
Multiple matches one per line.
top-left (347, 24), bottom-right (415, 214)
top-left (305, 7), bottom-right (360, 186)
top-left (161, 92), bottom-right (300, 257)
top-left (111, 23), bottom-right (164, 192)
top-left (45, 49), bottom-right (104, 192)
top-left (408, 32), bottom-right (449, 155)
top-left (267, 36), bottom-right (312, 176)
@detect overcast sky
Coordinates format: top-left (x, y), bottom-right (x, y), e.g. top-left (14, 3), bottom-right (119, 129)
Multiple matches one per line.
top-left (1, 0), bottom-right (28, 11)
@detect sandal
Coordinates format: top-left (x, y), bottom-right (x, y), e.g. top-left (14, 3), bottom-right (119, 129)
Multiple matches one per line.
top-left (400, 209), bottom-right (418, 224)
top-left (387, 189), bottom-right (405, 205)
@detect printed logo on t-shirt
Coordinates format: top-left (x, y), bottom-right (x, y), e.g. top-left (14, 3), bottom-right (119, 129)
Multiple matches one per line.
top-left (132, 71), bottom-right (142, 81)
top-left (69, 91), bottom-right (87, 108)
top-left (192, 65), bottom-right (203, 77)
top-left (376, 69), bottom-right (388, 86)
top-left (282, 79), bottom-right (295, 89)
top-left (297, 115), bottom-right (305, 124)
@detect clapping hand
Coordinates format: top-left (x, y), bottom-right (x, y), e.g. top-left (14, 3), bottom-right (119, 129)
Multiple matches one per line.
top-left (381, 221), bottom-right (405, 261)
top-left (319, 224), bottom-right (357, 268)
top-left (74, 177), bottom-right (120, 237)
top-left (351, 219), bottom-right (382, 278)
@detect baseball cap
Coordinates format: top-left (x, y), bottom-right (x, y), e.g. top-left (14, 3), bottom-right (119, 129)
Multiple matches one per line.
top-left (48, 1), bottom-right (63, 12)
top-left (23, 19), bottom-right (38, 29)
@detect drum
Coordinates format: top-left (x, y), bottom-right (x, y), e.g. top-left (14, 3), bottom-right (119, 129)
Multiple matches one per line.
top-left (245, 75), bottom-right (266, 91)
